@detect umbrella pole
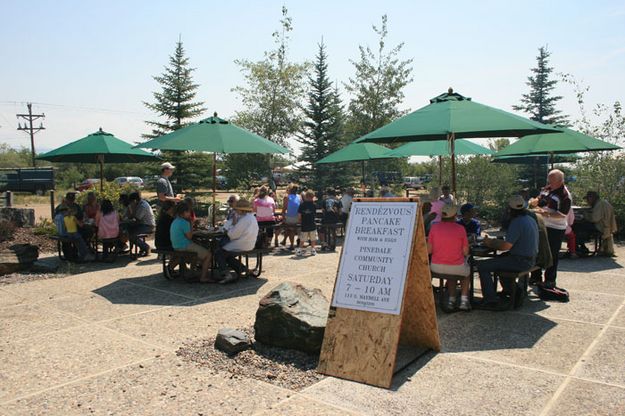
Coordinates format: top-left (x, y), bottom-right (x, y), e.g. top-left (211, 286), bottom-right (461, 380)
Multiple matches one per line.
top-left (450, 133), bottom-right (457, 194)
top-left (438, 156), bottom-right (443, 187)
top-left (361, 160), bottom-right (365, 187)
top-left (550, 152), bottom-right (554, 170)
top-left (98, 155), bottom-right (104, 192)
top-left (212, 153), bottom-right (217, 227)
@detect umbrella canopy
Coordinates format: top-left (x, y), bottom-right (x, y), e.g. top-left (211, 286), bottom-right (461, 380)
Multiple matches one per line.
top-left (494, 127), bottom-right (621, 157)
top-left (492, 153), bottom-right (579, 165)
top-left (37, 128), bottom-right (157, 191)
top-left (385, 139), bottom-right (493, 157)
top-left (354, 89), bottom-right (560, 192)
top-left (37, 128), bottom-right (157, 164)
top-left (135, 114), bottom-right (289, 154)
top-left (136, 113), bottom-right (289, 226)
top-left (315, 143), bottom-right (394, 164)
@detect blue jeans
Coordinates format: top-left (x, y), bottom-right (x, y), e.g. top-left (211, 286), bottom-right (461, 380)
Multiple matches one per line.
top-left (478, 255), bottom-right (535, 303)
top-left (67, 232), bottom-right (89, 259)
top-left (128, 224), bottom-right (154, 252)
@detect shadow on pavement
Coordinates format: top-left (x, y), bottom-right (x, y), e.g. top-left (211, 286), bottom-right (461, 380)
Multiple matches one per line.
top-left (558, 256), bottom-right (623, 272)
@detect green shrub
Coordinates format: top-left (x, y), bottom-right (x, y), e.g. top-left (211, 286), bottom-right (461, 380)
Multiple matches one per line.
top-left (33, 217), bottom-right (57, 237)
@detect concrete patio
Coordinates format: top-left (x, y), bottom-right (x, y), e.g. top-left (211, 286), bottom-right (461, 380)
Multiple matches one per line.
top-left (1, 245), bottom-right (624, 415)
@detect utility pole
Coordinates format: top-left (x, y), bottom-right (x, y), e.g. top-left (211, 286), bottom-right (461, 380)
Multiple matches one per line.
top-left (17, 103), bottom-right (45, 167)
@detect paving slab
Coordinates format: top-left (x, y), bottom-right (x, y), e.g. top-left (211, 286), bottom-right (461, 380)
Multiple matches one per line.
top-left (0, 325), bottom-right (163, 403)
top-left (519, 290), bottom-right (623, 325)
top-left (438, 311), bottom-right (600, 374)
top-left (556, 270), bottom-right (625, 296)
top-left (44, 280), bottom-right (192, 322)
top-left (0, 302), bottom-right (86, 342)
top-left (546, 379), bottom-right (625, 416)
top-left (610, 305), bottom-right (625, 328)
top-left (255, 394), bottom-right (364, 415)
top-left (305, 353), bottom-right (563, 416)
top-left (0, 287), bottom-right (27, 308)
top-left (0, 354), bottom-right (288, 416)
top-left (102, 294), bottom-right (262, 351)
top-left (574, 326), bottom-right (625, 386)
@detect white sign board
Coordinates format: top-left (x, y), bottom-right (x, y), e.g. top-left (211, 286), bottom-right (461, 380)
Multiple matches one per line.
top-left (331, 201), bottom-right (418, 315)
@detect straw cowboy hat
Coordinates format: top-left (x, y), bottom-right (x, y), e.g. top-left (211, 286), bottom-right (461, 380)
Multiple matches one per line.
top-left (441, 203), bottom-right (458, 219)
top-left (233, 199), bottom-right (253, 212)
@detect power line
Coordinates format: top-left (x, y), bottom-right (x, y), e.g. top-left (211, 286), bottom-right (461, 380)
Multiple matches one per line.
top-left (16, 103), bottom-right (45, 167)
top-left (0, 100), bottom-right (150, 116)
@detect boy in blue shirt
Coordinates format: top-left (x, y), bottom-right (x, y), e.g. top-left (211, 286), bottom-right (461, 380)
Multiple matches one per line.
top-left (170, 203), bottom-right (214, 283)
top-left (457, 203), bottom-right (481, 237)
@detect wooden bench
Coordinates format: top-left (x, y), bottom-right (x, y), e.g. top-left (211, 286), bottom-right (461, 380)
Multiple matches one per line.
top-left (430, 271), bottom-right (473, 311)
top-left (95, 237), bottom-right (121, 262)
top-left (129, 233), bottom-right (151, 258)
top-left (152, 248), bottom-right (198, 280)
top-left (493, 266), bottom-right (540, 310)
top-left (50, 235), bottom-right (80, 261)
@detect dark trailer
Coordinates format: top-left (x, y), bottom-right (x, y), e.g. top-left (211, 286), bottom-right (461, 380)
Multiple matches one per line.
top-left (0, 167), bottom-right (55, 195)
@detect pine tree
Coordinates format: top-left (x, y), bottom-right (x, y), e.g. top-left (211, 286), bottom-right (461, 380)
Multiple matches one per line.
top-left (143, 39), bottom-right (210, 190)
top-left (297, 42), bottom-right (349, 190)
top-left (513, 46), bottom-right (569, 126)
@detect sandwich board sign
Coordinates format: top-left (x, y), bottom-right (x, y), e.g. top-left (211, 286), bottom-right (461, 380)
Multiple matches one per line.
top-left (318, 197), bottom-right (440, 388)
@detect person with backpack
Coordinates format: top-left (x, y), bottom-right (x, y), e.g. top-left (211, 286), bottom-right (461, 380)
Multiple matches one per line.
top-left (281, 183), bottom-right (301, 250)
top-left (319, 188), bottom-right (342, 251)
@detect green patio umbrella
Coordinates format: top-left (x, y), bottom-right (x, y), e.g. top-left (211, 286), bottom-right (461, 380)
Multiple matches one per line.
top-left (492, 153), bottom-right (579, 165)
top-left (136, 113), bottom-right (289, 225)
top-left (315, 142), bottom-right (397, 186)
top-left (384, 139), bottom-right (493, 186)
top-left (355, 88), bottom-right (560, 192)
top-left (494, 127), bottom-right (621, 157)
top-left (37, 128), bottom-right (158, 191)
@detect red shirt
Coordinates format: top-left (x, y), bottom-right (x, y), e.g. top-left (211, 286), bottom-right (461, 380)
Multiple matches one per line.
top-left (429, 222), bottom-right (468, 266)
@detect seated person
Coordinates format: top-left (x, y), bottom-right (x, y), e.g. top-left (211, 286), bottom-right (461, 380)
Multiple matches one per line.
top-left (59, 206), bottom-right (95, 262)
top-left (428, 204), bottom-right (471, 312)
top-left (477, 195), bottom-right (538, 310)
top-left (426, 187), bottom-right (445, 225)
top-left (170, 203), bottom-right (213, 283)
top-left (184, 197), bottom-right (197, 226)
top-left (214, 199), bottom-right (259, 283)
top-left (83, 192), bottom-right (100, 222)
top-left (96, 199), bottom-right (120, 260)
top-left (573, 191), bottom-right (618, 257)
top-left (127, 191), bottom-right (155, 257)
top-left (439, 184), bottom-right (455, 205)
top-left (155, 201), bottom-right (176, 251)
top-left (457, 203), bottom-right (481, 237)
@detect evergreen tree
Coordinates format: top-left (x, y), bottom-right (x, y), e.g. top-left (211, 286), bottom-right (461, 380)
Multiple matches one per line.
top-left (513, 46), bottom-right (569, 126)
top-left (143, 39), bottom-right (210, 191)
top-left (225, 6), bottom-right (308, 188)
top-left (344, 15), bottom-right (413, 139)
top-left (297, 41), bottom-right (349, 190)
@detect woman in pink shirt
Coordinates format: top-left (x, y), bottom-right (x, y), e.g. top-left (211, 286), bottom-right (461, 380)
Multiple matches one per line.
top-left (427, 203), bottom-right (471, 312)
top-left (253, 186), bottom-right (276, 247)
top-left (95, 199), bottom-right (120, 261)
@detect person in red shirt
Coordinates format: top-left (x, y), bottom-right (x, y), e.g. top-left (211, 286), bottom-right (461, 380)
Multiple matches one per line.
top-left (428, 203), bottom-right (471, 312)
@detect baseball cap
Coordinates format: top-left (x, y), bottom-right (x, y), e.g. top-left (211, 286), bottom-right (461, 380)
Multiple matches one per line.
top-left (441, 204), bottom-right (457, 219)
top-left (161, 162), bottom-right (176, 170)
top-left (460, 203), bottom-right (474, 215)
top-left (508, 195), bottom-right (527, 210)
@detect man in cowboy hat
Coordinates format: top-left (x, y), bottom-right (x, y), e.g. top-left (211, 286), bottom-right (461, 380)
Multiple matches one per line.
top-left (214, 199), bottom-right (259, 283)
top-left (156, 162), bottom-right (182, 205)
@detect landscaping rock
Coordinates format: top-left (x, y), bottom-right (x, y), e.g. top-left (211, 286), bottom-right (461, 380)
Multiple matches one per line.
top-left (0, 208), bottom-right (35, 228)
top-left (254, 282), bottom-right (329, 354)
top-left (0, 244), bottom-right (39, 276)
top-left (214, 328), bottom-right (251, 355)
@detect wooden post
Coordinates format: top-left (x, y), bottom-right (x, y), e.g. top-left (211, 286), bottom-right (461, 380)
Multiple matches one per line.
top-left (318, 197), bottom-right (440, 388)
top-left (50, 190), bottom-right (55, 219)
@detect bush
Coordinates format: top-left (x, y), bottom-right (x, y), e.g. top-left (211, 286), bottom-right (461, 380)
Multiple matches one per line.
top-left (0, 220), bottom-right (17, 242)
top-left (75, 181), bottom-right (133, 210)
top-left (33, 217), bottom-right (57, 237)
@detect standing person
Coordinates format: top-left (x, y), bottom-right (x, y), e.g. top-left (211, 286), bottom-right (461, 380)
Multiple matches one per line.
top-left (214, 199), bottom-right (259, 283)
top-left (281, 184), bottom-right (301, 250)
top-left (319, 189), bottom-right (342, 251)
top-left (156, 162), bottom-right (182, 205)
top-left (253, 186), bottom-right (276, 248)
top-left (296, 190), bottom-right (318, 256)
top-left (340, 187), bottom-right (354, 224)
top-left (428, 204), bottom-right (471, 312)
top-left (127, 191), bottom-right (155, 257)
top-left (155, 201), bottom-right (176, 251)
top-left (574, 191), bottom-right (618, 256)
top-left (170, 203), bottom-right (214, 283)
top-left (477, 195), bottom-right (538, 310)
top-left (534, 169), bottom-right (571, 288)
top-left (440, 185), bottom-right (455, 205)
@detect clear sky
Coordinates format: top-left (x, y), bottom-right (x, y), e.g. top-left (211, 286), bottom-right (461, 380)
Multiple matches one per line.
top-left (1, 0), bottom-right (624, 154)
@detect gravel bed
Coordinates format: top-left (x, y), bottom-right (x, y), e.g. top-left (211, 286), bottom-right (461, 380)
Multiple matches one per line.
top-left (0, 271), bottom-right (67, 285)
top-left (176, 328), bottom-right (325, 391)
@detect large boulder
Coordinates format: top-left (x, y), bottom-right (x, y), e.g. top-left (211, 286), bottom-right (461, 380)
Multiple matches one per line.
top-left (254, 282), bottom-right (329, 354)
top-left (214, 328), bottom-right (251, 355)
top-left (0, 208), bottom-right (35, 227)
top-left (0, 244), bottom-right (39, 276)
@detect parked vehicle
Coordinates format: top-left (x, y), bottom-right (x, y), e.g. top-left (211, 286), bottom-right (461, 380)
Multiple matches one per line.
top-left (0, 167), bottom-right (55, 195)
top-left (402, 176), bottom-right (426, 189)
top-left (114, 176), bottom-right (144, 188)
top-left (76, 178), bottom-right (100, 192)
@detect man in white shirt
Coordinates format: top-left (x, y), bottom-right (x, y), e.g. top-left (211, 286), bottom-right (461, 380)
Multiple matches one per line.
top-left (340, 187), bottom-right (354, 223)
top-left (215, 199), bottom-right (259, 283)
